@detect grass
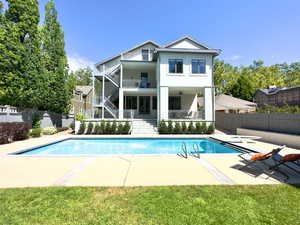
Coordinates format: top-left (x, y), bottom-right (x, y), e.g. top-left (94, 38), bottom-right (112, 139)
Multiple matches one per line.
top-left (0, 185), bottom-right (299, 225)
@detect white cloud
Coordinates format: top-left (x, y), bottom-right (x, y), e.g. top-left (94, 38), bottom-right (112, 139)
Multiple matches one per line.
top-left (229, 55), bottom-right (243, 61)
top-left (67, 54), bottom-right (95, 72)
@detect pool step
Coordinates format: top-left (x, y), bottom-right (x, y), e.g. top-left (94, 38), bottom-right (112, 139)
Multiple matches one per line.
top-left (131, 120), bottom-right (158, 135)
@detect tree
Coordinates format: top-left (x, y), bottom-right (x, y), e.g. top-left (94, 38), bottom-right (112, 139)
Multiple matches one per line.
top-left (213, 59), bottom-right (240, 94)
top-left (278, 62), bottom-right (300, 87)
top-left (0, 0), bottom-right (45, 109)
top-left (41, 0), bottom-right (73, 113)
top-left (71, 67), bottom-right (93, 85)
top-left (228, 74), bottom-right (254, 101)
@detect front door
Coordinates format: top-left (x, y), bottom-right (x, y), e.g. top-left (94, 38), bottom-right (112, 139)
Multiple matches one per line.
top-left (139, 96), bottom-right (150, 114)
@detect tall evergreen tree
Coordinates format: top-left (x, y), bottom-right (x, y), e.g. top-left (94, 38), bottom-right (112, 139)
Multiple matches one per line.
top-left (42, 0), bottom-right (73, 113)
top-left (0, 0), bottom-right (45, 108)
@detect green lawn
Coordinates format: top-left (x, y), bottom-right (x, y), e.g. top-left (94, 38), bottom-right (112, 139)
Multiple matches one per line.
top-left (0, 185), bottom-right (299, 225)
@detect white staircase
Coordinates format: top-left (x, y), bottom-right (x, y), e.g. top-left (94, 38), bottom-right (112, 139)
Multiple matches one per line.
top-left (131, 120), bottom-right (158, 134)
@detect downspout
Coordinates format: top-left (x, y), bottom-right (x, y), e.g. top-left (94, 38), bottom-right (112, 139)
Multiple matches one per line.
top-left (92, 69), bottom-right (95, 118)
top-left (212, 56), bottom-right (216, 124)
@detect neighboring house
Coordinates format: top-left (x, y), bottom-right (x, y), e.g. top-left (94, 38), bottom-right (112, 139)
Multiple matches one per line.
top-left (71, 86), bottom-right (93, 117)
top-left (198, 94), bottom-right (257, 113)
top-left (93, 36), bottom-right (220, 122)
top-left (254, 86), bottom-right (300, 107)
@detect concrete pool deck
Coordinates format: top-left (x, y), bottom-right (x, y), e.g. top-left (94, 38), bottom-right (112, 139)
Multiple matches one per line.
top-left (0, 133), bottom-right (299, 188)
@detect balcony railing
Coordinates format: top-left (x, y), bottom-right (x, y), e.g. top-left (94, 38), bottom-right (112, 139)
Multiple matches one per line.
top-left (122, 79), bottom-right (156, 88)
top-left (168, 110), bottom-right (204, 120)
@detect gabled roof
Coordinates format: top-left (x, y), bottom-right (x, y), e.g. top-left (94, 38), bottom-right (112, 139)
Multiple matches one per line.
top-left (76, 86), bottom-right (93, 96)
top-left (256, 86), bottom-right (300, 95)
top-left (198, 94), bottom-right (256, 111)
top-left (95, 40), bottom-right (160, 67)
top-left (164, 36), bottom-right (211, 49)
top-left (154, 48), bottom-right (220, 56)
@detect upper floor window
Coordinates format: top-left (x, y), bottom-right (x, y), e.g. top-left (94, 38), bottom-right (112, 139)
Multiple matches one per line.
top-left (142, 49), bottom-right (149, 61)
top-left (169, 59), bottom-right (183, 73)
top-left (192, 59), bottom-right (206, 74)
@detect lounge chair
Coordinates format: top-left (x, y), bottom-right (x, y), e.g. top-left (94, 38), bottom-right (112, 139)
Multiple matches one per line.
top-left (238, 145), bottom-right (285, 169)
top-left (269, 154), bottom-right (300, 180)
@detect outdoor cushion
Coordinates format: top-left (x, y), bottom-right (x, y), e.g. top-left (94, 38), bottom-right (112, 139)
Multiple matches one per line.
top-left (250, 153), bottom-right (271, 161)
top-left (282, 154), bottom-right (300, 162)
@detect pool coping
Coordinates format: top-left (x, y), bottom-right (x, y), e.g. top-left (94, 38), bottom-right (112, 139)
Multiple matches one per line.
top-left (5, 135), bottom-right (246, 157)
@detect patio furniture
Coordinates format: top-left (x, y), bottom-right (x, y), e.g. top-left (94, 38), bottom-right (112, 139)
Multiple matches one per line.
top-left (269, 154), bottom-right (300, 180)
top-left (238, 145), bottom-right (285, 169)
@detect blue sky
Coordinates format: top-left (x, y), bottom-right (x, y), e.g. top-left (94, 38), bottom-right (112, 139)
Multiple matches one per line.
top-left (38, 0), bottom-right (300, 71)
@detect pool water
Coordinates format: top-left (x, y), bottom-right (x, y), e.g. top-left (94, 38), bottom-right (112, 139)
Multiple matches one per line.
top-left (17, 138), bottom-right (241, 155)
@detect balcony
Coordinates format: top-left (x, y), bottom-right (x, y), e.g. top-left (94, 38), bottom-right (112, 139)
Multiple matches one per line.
top-left (123, 79), bottom-right (156, 88)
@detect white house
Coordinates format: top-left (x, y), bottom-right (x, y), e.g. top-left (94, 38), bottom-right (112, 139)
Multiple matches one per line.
top-left (93, 36), bottom-right (220, 124)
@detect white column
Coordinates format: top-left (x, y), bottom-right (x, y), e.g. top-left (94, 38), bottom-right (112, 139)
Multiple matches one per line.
top-left (102, 77), bottom-right (105, 119)
top-left (119, 89), bottom-right (124, 119)
top-left (204, 87), bottom-right (214, 121)
top-left (92, 74), bottom-right (95, 118)
top-left (159, 86), bottom-right (168, 121)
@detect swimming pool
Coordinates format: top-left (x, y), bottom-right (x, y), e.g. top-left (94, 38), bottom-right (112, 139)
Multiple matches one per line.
top-left (15, 138), bottom-right (241, 155)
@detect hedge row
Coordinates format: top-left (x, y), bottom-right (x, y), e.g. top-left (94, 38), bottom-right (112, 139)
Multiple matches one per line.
top-left (77, 121), bottom-right (131, 135)
top-left (159, 121), bottom-right (214, 134)
top-left (257, 105), bottom-right (300, 114)
top-left (0, 122), bottom-right (31, 144)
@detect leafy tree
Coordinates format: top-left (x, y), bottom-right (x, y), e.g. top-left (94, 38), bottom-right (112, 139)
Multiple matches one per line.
top-left (213, 59), bottom-right (240, 94)
top-left (278, 62), bottom-right (300, 87)
top-left (71, 67), bottom-right (93, 85)
top-left (228, 74), bottom-right (254, 101)
top-left (0, 0), bottom-right (45, 108)
top-left (41, 0), bottom-right (73, 113)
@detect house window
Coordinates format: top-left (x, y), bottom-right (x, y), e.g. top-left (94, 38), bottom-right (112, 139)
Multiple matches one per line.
top-left (169, 59), bottom-right (183, 73)
top-left (152, 96), bottom-right (157, 110)
top-left (142, 49), bottom-right (149, 61)
top-left (169, 96), bottom-right (181, 110)
top-left (192, 59), bottom-right (206, 74)
top-left (125, 96), bottom-right (137, 109)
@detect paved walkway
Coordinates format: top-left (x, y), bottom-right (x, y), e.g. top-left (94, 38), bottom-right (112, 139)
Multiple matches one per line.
top-left (0, 133), bottom-right (299, 188)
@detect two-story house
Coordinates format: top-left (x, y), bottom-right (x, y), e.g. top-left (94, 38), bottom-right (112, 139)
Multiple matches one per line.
top-left (254, 86), bottom-right (300, 107)
top-left (71, 86), bottom-right (93, 117)
top-left (93, 36), bottom-right (220, 124)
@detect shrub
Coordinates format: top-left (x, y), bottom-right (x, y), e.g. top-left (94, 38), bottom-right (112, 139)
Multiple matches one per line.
top-left (30, 128), bottom-right (42, 138)
top-left (75, 113), bottom-right (84, 121)
top-left (86, 122), bottom-right (94, 134)
top-left (167, 121), bottom-right (173, 134)
top-left (181, 122), bottom-right (187, 133)
top-left (207, 123), bottom-right (215, 134)
top-left (42, 127), bottom-right (57, 135)
top-left (32, 114), bottom-right (41, 129)
top-left (123, 121), bottom-right (131, 134)
top-left (117, 123), bottom-right (123, 134)
top-left (158, 120), bottom-right (167, 134)
top-left (257, 105), bottom-right (300, 114)
top-left (93, 123), bottom-right (100, 134)
top-left (57, 127), bottom-right (68, 132)
top-left (0, 122), bottom-right (31, 144)
top-left (105, 122), bottom-right (111, 134)
top-left (173, 122), bottom-right (182, 134)
top-left (69, 122), bottom-right (75, 131)
top-left (195, 122), bottom-right (201, 134)
top-left (111, 121), bottom-right (117, 134)
top-left (200, 122), bottom-right (207, 134)
top-left (187, 122), bottom-right (195, 134)
top-left (99, 121), bottom-right (105, 134)
top-left (77, 122), bottom-right (86, 134)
